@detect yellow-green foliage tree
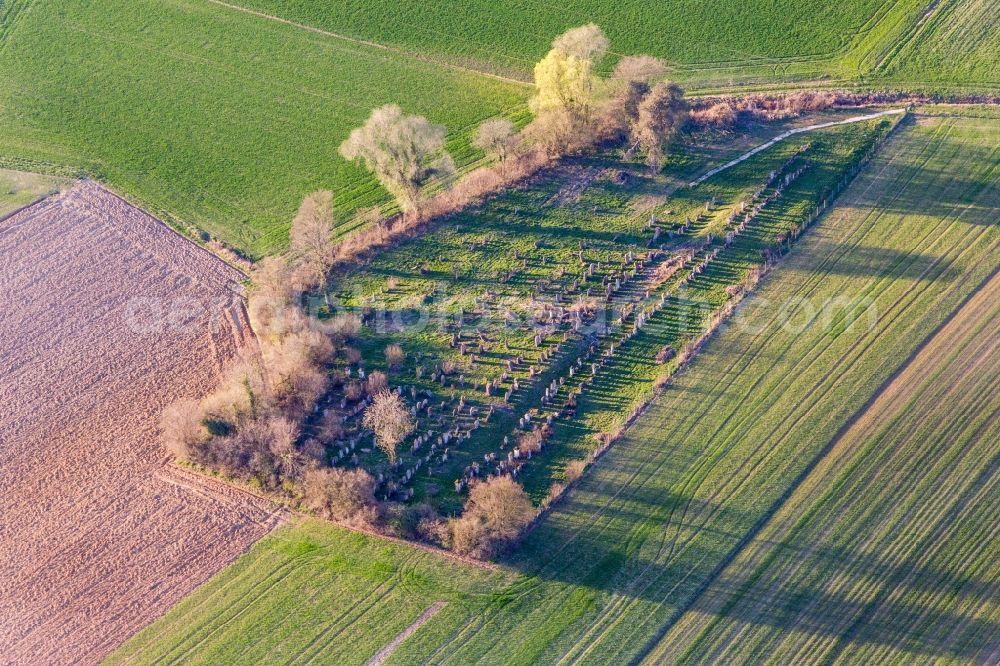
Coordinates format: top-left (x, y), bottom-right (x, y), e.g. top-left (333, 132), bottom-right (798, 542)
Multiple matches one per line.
top-left (529, 23), bottom-right (609, 149)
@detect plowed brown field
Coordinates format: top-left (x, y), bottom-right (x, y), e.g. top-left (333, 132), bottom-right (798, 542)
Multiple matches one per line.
top-left (0, 181), bottom-right (280, 664)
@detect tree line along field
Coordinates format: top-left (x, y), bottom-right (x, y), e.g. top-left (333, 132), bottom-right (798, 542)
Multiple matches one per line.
top-left (0, 0), bottom-right (528, 258)
top-left (109, 112), bottom-right (999, 664)
top-left (315, 116), bottom-right (895, 514)
top-left (221, 0), bottom-right (999, 90)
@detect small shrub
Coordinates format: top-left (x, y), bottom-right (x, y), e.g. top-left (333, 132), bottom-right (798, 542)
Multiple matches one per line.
top-left (367, 370), bottom-right (388, 395)
top-left (565, 459), bottom-right (587, 483)
top-left (450, 476), bottom-right (534, 559)
top-left (302, 467), bottom-right (379, 525)
top-left (384, 343), bottom-right (405, 370)
top-left (344, 381), bottom-right (365, 401)
top-left (343, 346), bottom-right (362, 365)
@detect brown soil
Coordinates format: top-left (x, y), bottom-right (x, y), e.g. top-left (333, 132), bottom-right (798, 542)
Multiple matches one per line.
top-left (0, 182), bottom-right (280, 664)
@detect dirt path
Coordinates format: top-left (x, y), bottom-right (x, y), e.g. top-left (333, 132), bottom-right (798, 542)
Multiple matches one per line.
top-left (365, 602), bottom-right (447, 666)
top-left (688, 108), bottom-right (906, 186)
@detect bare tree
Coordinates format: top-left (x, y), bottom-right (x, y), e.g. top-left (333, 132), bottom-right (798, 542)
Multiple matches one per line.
top-left (362, 389), bottom-right (415, 463)
top-left (632, 82), bottom-right (688, 171)
top-left (339, 105), bottom-right (456, 214)
top-left (266, 416), bottom-right (301, 479)
top-left (160, 398), bottom-right (205, 460)
top-left (473, 118), bottom-right (517, 168)
top-left (290, 190), bottom-right (336, 296)
top-left (552, 23), bottom-right (609, 62)
top-left (601, 56), bottom-right (668, 138)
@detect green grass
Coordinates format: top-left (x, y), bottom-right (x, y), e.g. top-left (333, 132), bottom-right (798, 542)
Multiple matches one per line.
top-left (0, 0), bottom-right (528, 257)
top-left (110, 113), bottom-right (1000, 665)
top-left (872, 0), bottom-right (1000, 91)
top-left (232, 0), bottom-right (926, 86)
top-left (104, 518), bottom-right (514, 665)
top-left (0, 168), bottom-right (67, 217)
top-left (225, 0), bottom-right (1000, 90)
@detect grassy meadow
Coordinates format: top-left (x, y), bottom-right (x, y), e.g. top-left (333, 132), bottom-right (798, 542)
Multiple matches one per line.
top-left (110, 113), bottom-right (1000, 663)
top-left (0, 0), bottom-right (528, 257)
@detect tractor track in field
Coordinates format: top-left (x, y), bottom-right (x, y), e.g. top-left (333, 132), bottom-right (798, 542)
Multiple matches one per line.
top-left (203, 0), bottom-right (531, 88)
top-left (645, 280), bottom-right (1000, 662)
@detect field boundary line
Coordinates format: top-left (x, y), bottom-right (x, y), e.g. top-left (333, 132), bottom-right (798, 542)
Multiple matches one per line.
top-left (203, 0), bottom-right (531, 87)
top-left (364, 601), bottom-right (447, 666)
top-left (168, 463), bottom-right (503, 572)
top-left (87, 179), bottom-right (250, 280)
top-left (0, 185), bottom-right (61, 229)
top-left (689, 108), bottom-right (906, 186)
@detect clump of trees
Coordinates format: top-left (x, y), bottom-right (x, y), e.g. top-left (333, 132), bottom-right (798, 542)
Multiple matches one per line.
top-left (449, 476), bottom-right (534, 558)
top-left (160, 21), bottom-right (703, 558)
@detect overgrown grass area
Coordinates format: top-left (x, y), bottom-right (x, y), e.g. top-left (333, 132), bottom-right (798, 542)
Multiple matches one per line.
top-left (0, 0), bottom-right (528, 257)
top-left (320, 117), bottom-right (894, 514)
top-left (0, 168), bottom-right (67, 217)
top-left (110, 114), bottom-right (1000, 664)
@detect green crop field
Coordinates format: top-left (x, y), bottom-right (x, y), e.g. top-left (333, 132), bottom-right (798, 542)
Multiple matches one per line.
top-left (0, 0), bottom-right (528, 257)
top-left (226, 0), bottom-right (998, 89)
top-left (873, 0), bottom-right (1000, 91)
top-left (105, 518), bottom-right (515, 665)
top-left (109, 113), bottom-right (1000, 664)
top-left (647, 264), bottom-right (1000, 663)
